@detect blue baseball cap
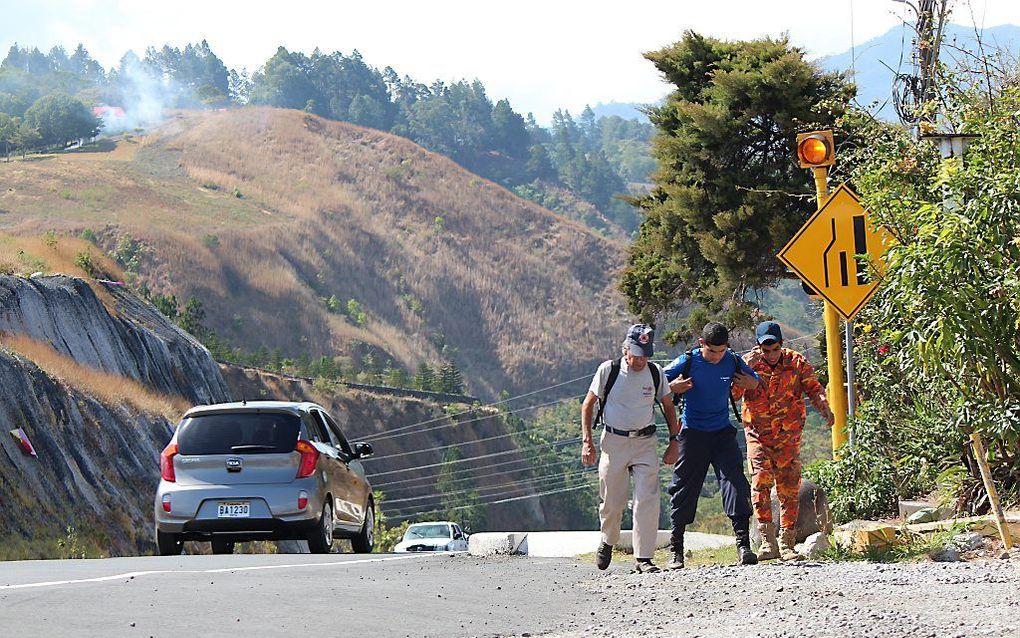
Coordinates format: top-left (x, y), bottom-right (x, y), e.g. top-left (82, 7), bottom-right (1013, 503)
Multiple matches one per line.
top-left (755, 321), bottom-right (783, 345)
top-left (625, 324), bottom-right (654, 357)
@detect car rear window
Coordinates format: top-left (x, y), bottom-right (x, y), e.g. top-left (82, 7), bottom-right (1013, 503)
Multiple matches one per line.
top-left (177, 412), bottom-right (300, 455)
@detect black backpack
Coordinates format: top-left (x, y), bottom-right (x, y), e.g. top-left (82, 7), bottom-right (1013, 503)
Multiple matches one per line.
top-left (593, 358), bottom-right (662, 426)
top-left (673, 349), bottom-right (743, 424)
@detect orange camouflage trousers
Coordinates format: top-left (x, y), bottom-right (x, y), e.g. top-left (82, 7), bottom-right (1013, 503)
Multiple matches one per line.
top-left (746, 432), bottom-right (802, 529)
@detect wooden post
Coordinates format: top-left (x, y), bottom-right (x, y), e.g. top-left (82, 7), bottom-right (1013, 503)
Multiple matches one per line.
top-left (970, 431), bottom-right (1013, 550)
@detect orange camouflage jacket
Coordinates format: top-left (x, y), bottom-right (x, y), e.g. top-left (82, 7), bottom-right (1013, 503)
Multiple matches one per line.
top-left (732, 347), bottom-right (827, 442)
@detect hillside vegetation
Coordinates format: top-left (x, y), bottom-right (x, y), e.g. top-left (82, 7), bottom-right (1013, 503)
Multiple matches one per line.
top-left (0, 107), bottom-right (629, 399)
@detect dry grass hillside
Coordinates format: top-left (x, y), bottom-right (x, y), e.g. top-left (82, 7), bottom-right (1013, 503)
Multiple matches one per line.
top-left (0, 108), bottom-right (630, 398)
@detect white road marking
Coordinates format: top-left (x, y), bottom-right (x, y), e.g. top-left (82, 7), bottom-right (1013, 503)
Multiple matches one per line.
top-left (0, 554), bottom-right (436, 591)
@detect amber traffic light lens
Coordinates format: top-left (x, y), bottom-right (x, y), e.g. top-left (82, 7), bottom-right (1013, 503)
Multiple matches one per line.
top-left (799, 137), bottom-right (830, 165)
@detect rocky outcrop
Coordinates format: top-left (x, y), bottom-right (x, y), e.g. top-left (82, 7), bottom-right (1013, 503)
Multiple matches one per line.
top-left (0, 347), bottom-right (173, 555)
top-left (0, 275), bottom-right (230, 404)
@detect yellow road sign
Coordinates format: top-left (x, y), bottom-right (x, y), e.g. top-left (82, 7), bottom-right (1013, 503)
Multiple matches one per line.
top-left (778, 183), bottom-right (893, 320)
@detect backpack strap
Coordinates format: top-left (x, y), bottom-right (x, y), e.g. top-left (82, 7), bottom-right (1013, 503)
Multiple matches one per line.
top-left (672, 349), bottom-right (696, 414)
top-left (728, 350), bottom-right (743, 423)
top-left (593, 358), bottom-right (621, 426)
top-left (674, 349), bottom-right (742, 424)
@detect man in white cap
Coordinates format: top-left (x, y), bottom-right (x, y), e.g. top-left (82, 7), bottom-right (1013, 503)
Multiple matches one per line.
top-left (581, 324), bottom-right (678, 573)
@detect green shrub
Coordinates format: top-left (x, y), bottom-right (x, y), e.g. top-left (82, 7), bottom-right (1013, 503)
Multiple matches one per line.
top-left (74, 250), bottom-right (97, 277)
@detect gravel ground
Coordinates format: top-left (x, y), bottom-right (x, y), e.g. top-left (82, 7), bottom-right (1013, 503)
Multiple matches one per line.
top-left (543, 557), bottom-right (1020, 638)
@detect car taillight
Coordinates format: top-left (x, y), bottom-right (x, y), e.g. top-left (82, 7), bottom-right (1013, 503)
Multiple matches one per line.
top-left (162, 494), bottom-right (172, 513)
top-left (160, 443), bottom-right (178, 482)
top-left (295, 440), bottom-right (319, 478)
top-left (297, 490), bottom-right (308, 510)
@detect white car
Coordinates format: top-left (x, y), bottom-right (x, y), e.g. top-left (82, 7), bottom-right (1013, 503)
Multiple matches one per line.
top-left (393, 521), bottom-right (469, 552)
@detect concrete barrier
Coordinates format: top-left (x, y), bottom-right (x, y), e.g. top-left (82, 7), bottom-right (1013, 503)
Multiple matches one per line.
top-left (469, 530), bottom-right (732, 558)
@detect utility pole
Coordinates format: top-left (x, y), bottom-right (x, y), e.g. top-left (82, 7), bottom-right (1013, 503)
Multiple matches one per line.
top-left (893, 0), bottom-right (951, 132)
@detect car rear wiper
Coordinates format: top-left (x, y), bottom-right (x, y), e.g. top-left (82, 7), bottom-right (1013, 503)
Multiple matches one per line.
top-left (230, 444), bottom-right (278, 452)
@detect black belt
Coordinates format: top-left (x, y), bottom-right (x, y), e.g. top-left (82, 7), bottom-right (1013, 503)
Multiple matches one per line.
top-left (604, 424), bottom-right (656, 438)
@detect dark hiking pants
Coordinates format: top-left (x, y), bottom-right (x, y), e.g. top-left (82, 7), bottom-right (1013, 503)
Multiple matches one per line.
top-left (668, 426), bottom-right (753, 531)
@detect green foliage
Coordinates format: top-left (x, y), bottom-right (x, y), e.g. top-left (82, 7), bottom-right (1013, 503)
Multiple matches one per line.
top-left (23, 92), bottom-right (101, 147)
top-left (833, 81), bottom-right (1020, 511)
top-left (346, 298), bottom-right (367, 326)
top-left (413, 362), bottom-right (437, 391)
top-left (371, 494), bottom-right (410, 553)
top-left (436, 359), bottom-right (465, 394)
top-left (178, 296), bottom-right (206, 336)
top-left (819, 523), bottom-right (967, 563)
top-left (79, 228), bottom-right (98, 244)
top-left (620, 31), bottom-right (853, 338)
top-left (112, 234), bottom-right (144, 274)
top-left (73, 249), bottom-right (97, 277)
top-left (201, 233), bottom-right (220, 249)
top-left (151, 293), bottom-right (179, 320)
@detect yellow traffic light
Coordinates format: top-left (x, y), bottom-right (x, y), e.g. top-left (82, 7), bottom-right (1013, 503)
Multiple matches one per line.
top-left (796, 130), bottom-right (835, 168)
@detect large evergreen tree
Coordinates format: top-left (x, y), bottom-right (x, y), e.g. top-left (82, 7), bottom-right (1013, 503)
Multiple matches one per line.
top-left (619, 32), bottom-right (853, 336)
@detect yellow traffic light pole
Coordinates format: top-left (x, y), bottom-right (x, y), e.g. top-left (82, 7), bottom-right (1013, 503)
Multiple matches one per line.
top-left (809, 166), bottom-right (850, 459)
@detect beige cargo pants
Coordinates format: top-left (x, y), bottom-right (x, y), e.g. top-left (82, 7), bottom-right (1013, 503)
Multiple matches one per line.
top-left (598, 430), bottom-right (660, 560)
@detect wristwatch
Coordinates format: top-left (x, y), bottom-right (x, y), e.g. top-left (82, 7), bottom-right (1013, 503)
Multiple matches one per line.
top-left (668, 433), bottom-right (682, 443)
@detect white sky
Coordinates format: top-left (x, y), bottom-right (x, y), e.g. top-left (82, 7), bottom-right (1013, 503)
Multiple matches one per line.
top-left (2, 0), bottom-right (1018, 120)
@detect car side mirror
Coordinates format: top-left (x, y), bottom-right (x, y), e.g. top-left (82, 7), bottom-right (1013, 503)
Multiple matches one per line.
top-left (353, 442), bottom-right (373, 459)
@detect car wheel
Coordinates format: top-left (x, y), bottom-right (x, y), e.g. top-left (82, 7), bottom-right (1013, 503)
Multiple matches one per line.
top-left (351, 503), bottom-right (375, 554)
top-left (156, 530), bottom-right (183, 556)
top-left (211, 539), bottom-right (235, 555)
top-left (307, 502), bottom-right (334, 554)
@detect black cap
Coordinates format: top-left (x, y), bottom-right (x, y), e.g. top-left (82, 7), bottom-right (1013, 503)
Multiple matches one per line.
top-left (755, 321), bottom-right (783, 345)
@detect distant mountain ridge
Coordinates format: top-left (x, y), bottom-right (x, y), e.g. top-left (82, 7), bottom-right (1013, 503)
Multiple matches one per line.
top-left (818, 22), bottom-right (1020, 119)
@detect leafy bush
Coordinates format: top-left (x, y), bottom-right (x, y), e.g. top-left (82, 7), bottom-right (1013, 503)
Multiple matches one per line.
top-left (73, 249), bottom-right (97, 277)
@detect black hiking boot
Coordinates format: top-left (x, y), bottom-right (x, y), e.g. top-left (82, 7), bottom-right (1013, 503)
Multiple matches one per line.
top-left (732, 518), bottom-right (758, 565)
top-left (596, 542), bottom-right (613, 570)
top-left (633, 558), bottom-right (661, 574)
top-left (666, 531), bottom-right (685, 570)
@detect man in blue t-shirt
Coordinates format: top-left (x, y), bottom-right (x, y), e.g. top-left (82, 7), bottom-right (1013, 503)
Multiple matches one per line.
top-left (662, 321), bottom-right (762, 569)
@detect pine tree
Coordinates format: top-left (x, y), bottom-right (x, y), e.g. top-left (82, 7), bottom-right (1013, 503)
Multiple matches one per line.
top-left (620, 31), bottom-right (852, 335)
top-left (437, 360), bottom-right (464, 394)
top-left (413, 363), bottom-right (436, 391)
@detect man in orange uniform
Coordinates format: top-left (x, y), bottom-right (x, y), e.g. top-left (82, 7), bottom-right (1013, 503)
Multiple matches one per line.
top-left (734, 321), bottom-right (834, 561)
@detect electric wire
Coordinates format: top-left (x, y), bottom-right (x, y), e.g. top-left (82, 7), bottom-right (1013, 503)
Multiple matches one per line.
top-left (364, 395), bottom-right (574, 446)
top-left (367, 397), bottom-right (582, 462)
top-left (380, 467), bottom-right (598, 506)
top-left (373, 455), bottom-right (582, 491)
top-left (359, 374), bottom-right (592, 442)
top-left (365, 436), bottom-right (581, 478)
top-left (385, 483), bottom-right (595, 521)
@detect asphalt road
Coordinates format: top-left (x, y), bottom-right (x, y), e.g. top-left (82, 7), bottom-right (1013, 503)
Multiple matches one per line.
top-left (0, 552), bottom-right (588, 638)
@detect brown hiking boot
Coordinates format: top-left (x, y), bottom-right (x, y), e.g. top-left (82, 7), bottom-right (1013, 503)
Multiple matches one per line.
top-left (756, 521), bottom-right (780, 560)
top-left (779, 528), bottom-right (803, 561)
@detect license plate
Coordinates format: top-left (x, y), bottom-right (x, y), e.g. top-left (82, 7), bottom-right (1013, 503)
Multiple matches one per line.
top-left (217, 501), bottom-right (250, 518)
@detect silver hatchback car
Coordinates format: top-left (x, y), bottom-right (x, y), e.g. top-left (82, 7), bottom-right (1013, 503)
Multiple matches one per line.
top-left (154, 401), bottom-right (375, 555)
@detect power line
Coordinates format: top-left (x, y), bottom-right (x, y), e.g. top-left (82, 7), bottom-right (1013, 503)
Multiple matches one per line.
top-left (359, 374), bottom-right (591, 442)
top-left (365, 395), bottom-right (575, 445)
top-left (367, 397), bottom-right (582, 462)
top-left (364, 436), bottom-right (581, 479)
top-left (373, 456), bottom-right (583, 491)
top-left (379, 467), bottom-right (598, 506)
top-left (386, 482), bottom-right (595, 521)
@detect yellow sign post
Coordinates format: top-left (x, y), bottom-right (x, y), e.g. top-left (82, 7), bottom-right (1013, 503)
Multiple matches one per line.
top-left (778, 183), bottom-right (893, 320)
top-left (779, 138), bottom-right (894, 458)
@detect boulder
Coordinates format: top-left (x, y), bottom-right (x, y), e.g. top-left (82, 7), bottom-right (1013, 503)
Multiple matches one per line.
top-left (950, 532), bottom-right (987, 552)
top-left (751, 479), bottom-right (833, 544)
top-left (800, 531), bottom-right (831, 558)
top-left (834, 520), bottom-right (897, 552)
